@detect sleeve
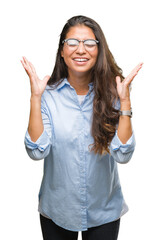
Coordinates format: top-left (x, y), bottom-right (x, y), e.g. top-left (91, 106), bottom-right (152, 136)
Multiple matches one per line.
top-left (109, 130), bottom-right (136, 164)
top-left (24, 96), bottom-right (52, 161)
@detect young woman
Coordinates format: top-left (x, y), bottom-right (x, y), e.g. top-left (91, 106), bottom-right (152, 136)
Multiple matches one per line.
top-left (21, 15), bottom-right (143, 240)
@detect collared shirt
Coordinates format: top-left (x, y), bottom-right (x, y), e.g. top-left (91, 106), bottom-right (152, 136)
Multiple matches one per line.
top-left (24, 78), bottom-right (136, 232)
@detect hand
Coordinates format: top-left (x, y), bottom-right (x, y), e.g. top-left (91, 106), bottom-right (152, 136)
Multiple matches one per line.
top-left (21, 56), bottom-right (50, 98)
top-left (116, 62), bottom-right (143, 103)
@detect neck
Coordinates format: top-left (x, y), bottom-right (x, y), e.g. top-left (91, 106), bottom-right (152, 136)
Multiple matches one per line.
top-left (67, 72), bottom-right (91, 95)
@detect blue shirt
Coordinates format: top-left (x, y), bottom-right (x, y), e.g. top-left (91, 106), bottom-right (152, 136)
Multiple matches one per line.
top-left (24, 78), bottom-right (135, 232)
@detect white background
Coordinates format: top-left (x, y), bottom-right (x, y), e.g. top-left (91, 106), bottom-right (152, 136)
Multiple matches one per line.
top-left (0, 0), bottom-right (164, 239)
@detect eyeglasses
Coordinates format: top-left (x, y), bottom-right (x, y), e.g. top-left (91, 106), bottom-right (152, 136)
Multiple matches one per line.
top-left (62, 38), bottom-right (99, 51)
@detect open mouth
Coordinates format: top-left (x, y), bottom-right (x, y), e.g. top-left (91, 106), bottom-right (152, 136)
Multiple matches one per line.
top-left (73, 58), bottom-right (89, 62)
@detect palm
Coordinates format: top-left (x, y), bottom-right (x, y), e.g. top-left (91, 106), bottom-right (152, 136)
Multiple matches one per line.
top-left (116, 63), bottom-right (143, 102)
top-left (21, 56), bottom-right (50, 97)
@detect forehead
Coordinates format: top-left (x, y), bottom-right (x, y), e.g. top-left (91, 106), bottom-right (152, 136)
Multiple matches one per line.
top-left (66, 25), bottom-right (96, 40)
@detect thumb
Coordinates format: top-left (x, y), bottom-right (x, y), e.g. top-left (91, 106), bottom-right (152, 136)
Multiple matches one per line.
top-left (43, 75), bottom-right (50, 84)
top-left (116, 76), bottom-right (121, 86)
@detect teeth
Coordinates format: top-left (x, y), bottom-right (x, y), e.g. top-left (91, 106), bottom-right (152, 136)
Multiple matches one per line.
top-left (74, 58), bottom-right (88, 62)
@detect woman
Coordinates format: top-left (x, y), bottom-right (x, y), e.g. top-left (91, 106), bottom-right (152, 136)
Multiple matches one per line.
top-left (21, 15), bottom-right (143, 240)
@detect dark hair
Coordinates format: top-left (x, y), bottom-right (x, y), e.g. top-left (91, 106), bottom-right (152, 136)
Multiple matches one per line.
top-left (48, 15), bottom-right (124, 154)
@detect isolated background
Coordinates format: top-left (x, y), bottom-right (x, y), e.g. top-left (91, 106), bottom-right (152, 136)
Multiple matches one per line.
top-left (0, 0), bottom-right (163, 239)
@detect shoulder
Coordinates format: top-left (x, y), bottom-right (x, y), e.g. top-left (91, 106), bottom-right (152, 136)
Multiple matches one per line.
top-left (44, 78), bottom-right (68, 93)
top-left (41, 80), bottom-right (66, 105)
top-left (42, 84), bottom-right (58, 99)
top-left (41, 78), bottom-right (70, 106)
top-left (45, 83), bottom-right (58, 92)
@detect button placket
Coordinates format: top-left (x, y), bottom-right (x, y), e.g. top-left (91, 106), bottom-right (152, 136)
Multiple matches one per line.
top-left (78, 111), bottom-right (88, 229)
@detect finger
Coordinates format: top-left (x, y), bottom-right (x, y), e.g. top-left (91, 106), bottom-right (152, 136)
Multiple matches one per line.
top-left (20, 58), bottom-right (30, 74)
top-left (20, 59), bottom-right (26, 69)
top-left (131, 62), bottom-right (143, 74)
top-left (116, 76), bottom-right (121, 86)
top-left (124, 72), bottom-right (137, 85)
top-left (21, 56), bottom-right (34, 76)
top-left (22, 56), bottom-right (33, 72)
top-left (124, 62), bottom-right (143, 85)
top-left (28, 61), bottom-right (37, 74)
top-left (22, 56), bottom-right (30, 66)
top-left (43, 75), bottom-right (50, 84)
top-left (132, 62), bottom-right (143, 75)
top-left (21, 56), bottom-right (29, 70)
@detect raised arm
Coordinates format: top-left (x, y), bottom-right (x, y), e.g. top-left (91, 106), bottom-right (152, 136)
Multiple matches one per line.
top-left (109, 63), bottom-right (143, 164)
top-left (116, 63), bottom-right (143, 143)
top-left (21, 56), bottom-right (50, 142)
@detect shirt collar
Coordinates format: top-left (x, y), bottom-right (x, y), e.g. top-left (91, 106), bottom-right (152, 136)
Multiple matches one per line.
top-left (56, 78), bottom-right (71, 90)
top-left (56, 78), bottom-right (94, 91)
top-left (88, 82), bottom-right (94, 91)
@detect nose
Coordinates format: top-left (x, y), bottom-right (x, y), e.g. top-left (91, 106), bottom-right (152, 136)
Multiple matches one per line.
top-left (76, 42), bottom-right (86, 54)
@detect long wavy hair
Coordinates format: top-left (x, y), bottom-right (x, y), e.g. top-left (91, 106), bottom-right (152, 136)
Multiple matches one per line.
top-left (48, 15), bottom-right (124, 155)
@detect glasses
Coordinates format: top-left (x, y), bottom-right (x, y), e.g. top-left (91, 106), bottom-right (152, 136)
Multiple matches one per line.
top-left (62, 38), bottom-right (99, 51)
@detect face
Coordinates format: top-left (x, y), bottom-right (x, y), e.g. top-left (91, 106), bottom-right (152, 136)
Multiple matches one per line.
top-left (61, 25), bottom-right (98, 78)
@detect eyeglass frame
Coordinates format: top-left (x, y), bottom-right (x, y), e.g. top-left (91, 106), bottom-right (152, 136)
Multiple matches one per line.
top-left (62, 38), bottom-right (99, 50)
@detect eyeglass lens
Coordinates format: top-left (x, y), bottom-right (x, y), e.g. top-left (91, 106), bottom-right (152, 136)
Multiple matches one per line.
top-left (65, 39), bottom-right (98, 51)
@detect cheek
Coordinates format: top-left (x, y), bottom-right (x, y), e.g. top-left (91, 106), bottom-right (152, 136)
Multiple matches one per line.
top-left (62, 55), bottom-right (73, 69)
top-left (61, 51), bottom-right (71, 67)
top-left (62, 49), bottom-right (72, 62)
top-left (61, 46), bottom-right (70, 58)
top-left (91, 51), bottom-right (98, 64)
top-left (93, 48), bottom-right (98, 58)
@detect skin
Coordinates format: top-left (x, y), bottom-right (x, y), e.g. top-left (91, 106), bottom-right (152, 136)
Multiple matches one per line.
top-left (61, 25), bottom-right (98, 95)
top-left (21, 56), bottom-right (50, 142)
top-left (21, 25), bottom-right (143, 144)
top-left (116, 63), bottom-right (143, 143)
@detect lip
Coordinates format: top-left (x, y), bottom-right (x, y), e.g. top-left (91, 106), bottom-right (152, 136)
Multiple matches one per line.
top-left (73, 57), bottom-right (89, 61)
top-left (72, 57), bottom-right (89, 65)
